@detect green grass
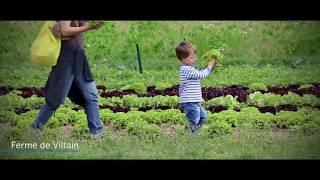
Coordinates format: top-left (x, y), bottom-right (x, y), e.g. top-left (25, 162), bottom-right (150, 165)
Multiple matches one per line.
top-left (1, 21), bottom-right (319, 89)
top-left (0, 21), bottom-right (42, 65)
top-left (1, 21), bottom-right (320, 66)
top-left (0, 127), bottom-right (319, 159)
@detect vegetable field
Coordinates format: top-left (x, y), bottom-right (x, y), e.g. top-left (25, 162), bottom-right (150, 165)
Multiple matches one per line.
top-left (0, 21), bottom-right (320, 159)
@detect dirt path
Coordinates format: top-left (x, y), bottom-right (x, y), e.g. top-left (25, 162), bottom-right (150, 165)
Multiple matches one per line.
top-left (0, 123), bottom-right (14, 136)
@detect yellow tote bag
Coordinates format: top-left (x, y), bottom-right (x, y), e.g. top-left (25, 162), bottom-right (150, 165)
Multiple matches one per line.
top-left (31, 21), bottom-right (61, 66)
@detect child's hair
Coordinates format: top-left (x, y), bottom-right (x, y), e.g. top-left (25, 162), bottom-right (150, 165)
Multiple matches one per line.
top-left (175, 41), bottom-right (197, 61)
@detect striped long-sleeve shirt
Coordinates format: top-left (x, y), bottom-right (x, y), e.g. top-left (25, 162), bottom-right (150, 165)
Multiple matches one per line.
top-left (179, 65), bottom-right (212, 103)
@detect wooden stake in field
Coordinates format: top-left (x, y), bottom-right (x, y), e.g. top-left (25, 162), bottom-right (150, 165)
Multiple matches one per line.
top-left (136, 44), bottom-right (143, 74)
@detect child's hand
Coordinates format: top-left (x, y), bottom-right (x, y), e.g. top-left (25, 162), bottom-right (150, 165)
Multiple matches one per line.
top-left (90, 23), bottom-right (103, 30)
top-left (208, 59), bottom-right (216, 69)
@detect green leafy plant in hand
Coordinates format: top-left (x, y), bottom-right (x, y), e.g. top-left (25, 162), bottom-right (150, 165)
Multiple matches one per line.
top-left (200, 48), bottom-right (224, 67)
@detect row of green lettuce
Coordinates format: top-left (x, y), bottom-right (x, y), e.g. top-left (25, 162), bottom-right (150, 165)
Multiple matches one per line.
top-left (1, 91), bottom-right (319, 112)
top-left (1, 105), bottom-right (320, 140)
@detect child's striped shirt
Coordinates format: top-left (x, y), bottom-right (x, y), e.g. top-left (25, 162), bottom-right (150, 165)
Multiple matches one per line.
top-left (179, 64), bottom-right (212, 103)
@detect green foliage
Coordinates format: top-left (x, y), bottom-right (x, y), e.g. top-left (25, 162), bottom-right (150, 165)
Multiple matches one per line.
top-left (200, 48), bottom-right (224, 67)
top-left (207, 109), bottom-right (238, 127)
top-left (1, 104), bottom-right (320, 139)
top-left (141, 110), bottom-right (164, 125)
top-left (0, 21), bottom-right (43, 63)
top-left (102, 95), bottom-right (179, 108)
top-left (248, 92), bottom-right (320, 106)
top-left (248, 92), bottom-right (280, 106)
top-left (246, 91), bottom-right (263, 106)
top-left (122, 95), bottom-right (141, 107)
top-left (0, 110), bottom-right (18, 124)
top-left (204, 95), bottom-right (240, 109)
top-left (305, 111), bottom-right (320, 125)
top-left (276, 111), bottom-right (304, 128)
top-left (46, 117), bottom-right (60, 129)
top-left (2, 127), bottom-right (23, 140)
top-left (205, 120), bottom-right (233, 137)
top-left (155, 82), bottom-right (172, 90)
top-left (301, 94), bottom-right (320, 106)
top-left (15, 110), bottom-right (39, 129)
top-left (290, 108), bottom-right (320, 134)
top-left (100, 96), bottom-right (123, 107)
top-left (291, 122), bottom-right (320, 135)
top-left (248, 83), bottom-right (268, 92)
top-left (112, 112), bottom-right (133, 129)
top-left (207, 107), bottom-right (274, 129)
top-left (298, 84), bottom-right (314, 90)
top-left (150, 95), bottom-right (179, 107)
top-left (2, 21), bottom-right (320, 67)
top-left (126, 120), bottom-right (162, 138)
top-left (71, 117), bottom-right (90, 139)
top-left (2, 64), bottom-right (320, 91)
top-left (160, 109), bottom-right (186, 124)
top-left (0, 91), bottom-right (26, 111)
top-left (99, 109), bottom-right (114, 124)
top-left (24, 95), bottom-right (45, 110)
top-left (121, 83), bottom-right (147, 93)
top-left (240, 107), bottom-right (262, 114)
top-left (52, 107), bottom-right (81, 126)
top-left (0, 92), bottom-right (45, 111)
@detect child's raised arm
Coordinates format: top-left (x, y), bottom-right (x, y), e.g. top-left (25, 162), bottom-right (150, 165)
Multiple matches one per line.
top-left (182, 66), bottom-right (212, 80)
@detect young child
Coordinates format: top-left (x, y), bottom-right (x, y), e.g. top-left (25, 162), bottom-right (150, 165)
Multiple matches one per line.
top-left (176, 41), bottom-right (216, 133)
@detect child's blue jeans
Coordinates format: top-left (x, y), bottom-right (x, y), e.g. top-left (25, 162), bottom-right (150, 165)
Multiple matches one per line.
top-left (180, 102), bottom-right (208, 130)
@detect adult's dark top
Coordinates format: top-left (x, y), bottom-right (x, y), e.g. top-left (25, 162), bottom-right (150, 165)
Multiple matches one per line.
top-left (44, 20), bottom-right (95, 110)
